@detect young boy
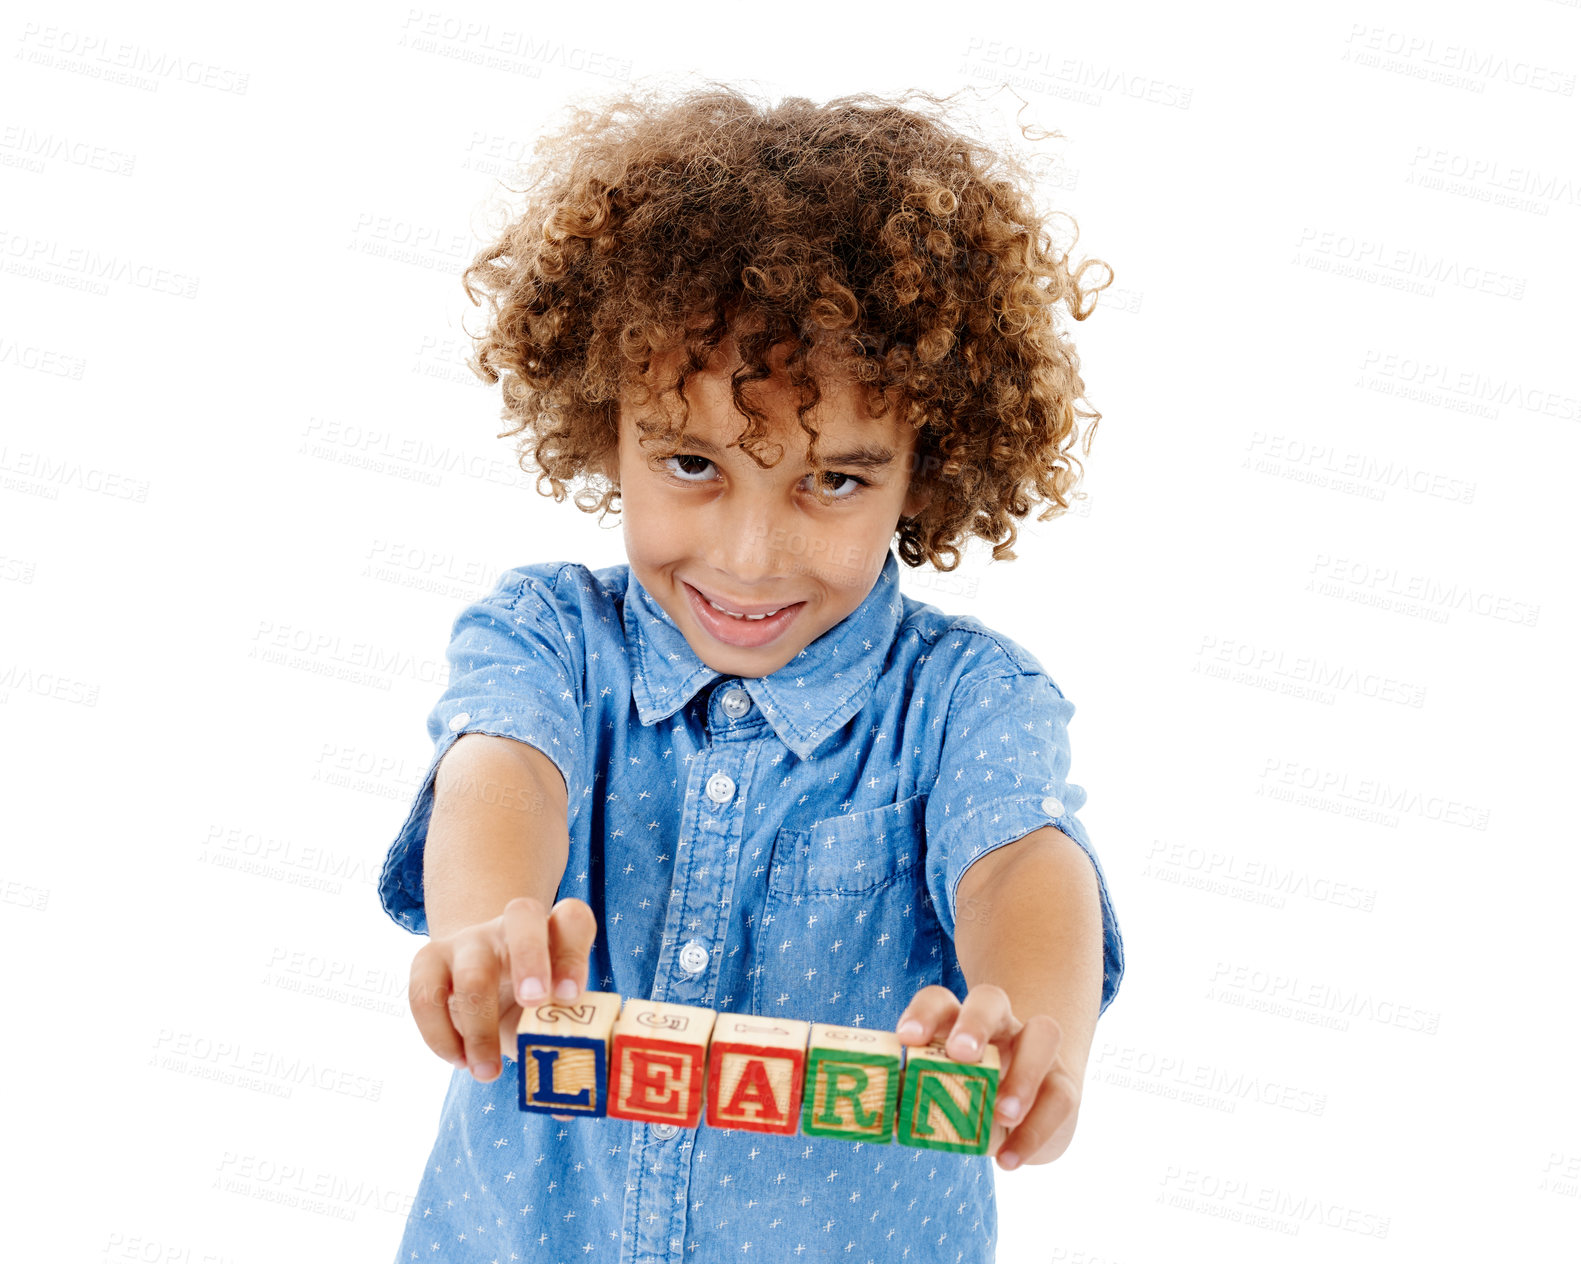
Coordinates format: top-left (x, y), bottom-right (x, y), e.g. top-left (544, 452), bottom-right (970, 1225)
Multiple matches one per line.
top-left (378, 83), bottom-right (1123, 1263)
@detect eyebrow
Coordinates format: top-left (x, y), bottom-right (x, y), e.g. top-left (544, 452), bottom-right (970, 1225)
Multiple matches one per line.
top-left (675, 433), bottom-right (898, 471)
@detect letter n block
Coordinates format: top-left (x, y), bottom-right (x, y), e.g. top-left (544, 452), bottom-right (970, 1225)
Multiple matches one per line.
top-left (704, 1012), bottom-right (811, 1135)
top-left (608, 998), bottom-right (716, 1128)
top-left (515, 990), bottom-right (622, 1117)
top-left (800, 1023), bottom-right (901, 1143)
top-left (896, 1037), bottom-right (1000, 1155)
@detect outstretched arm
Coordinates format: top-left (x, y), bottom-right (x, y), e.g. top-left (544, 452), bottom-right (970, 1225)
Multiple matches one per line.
top-left (897, 825), bottom-right (1104, 1169)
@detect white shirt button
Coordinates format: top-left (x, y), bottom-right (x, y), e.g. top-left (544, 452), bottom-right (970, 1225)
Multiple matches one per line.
top-left (1041, 795), bottom-right (1065, 817)
top-left (706, 772), bottom-right (736, 804)
top-left (448, 712), bottom-right (471, 732)
top-left (651, 1123), bottom-right (679, 1140)
top-left (678, 939), bottom-right (709, 974)
top-left (721, 686), bottom-right (752, 718)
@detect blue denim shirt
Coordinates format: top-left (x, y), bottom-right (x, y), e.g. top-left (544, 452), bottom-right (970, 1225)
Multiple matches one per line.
top-left (378, 548), bottom-right (1123, 1263)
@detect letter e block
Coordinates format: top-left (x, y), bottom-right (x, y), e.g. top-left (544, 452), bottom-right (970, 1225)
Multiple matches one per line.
top-left (705, 1012), bottom-right (811, 1135)
top-left (516, 990), bottom-right (622, 1117)
top-left (896, 1037), bottom-right (1000, 1154)
top-left (800, 1023), bottom-right (901, 1143)
top-left (608, 998), bottom-right (716, 1128)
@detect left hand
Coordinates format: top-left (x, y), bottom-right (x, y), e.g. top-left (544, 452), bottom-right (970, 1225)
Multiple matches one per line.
top-left (895, 983), bottom-right (1082, 1170)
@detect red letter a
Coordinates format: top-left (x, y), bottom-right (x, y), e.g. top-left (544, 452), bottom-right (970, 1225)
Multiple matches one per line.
top-left (723, 1058), bottom-right (784, 1123)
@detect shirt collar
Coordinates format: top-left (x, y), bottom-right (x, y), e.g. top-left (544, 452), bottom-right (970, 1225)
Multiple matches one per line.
top-left (623, 549), bottom-right (904, 760)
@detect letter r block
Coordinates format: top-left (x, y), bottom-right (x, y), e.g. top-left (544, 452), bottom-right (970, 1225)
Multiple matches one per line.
top-left (896, 1037), bottom-right (1000, 1154)
top-left (800, 1023), bottom-right (901, 1143)
top-left (608, 998), bottom-right (717, 1128)
top-left (705, 1012), bottom-right (811, 1135)
top-left (515, 991), bottom-right (622, 1117)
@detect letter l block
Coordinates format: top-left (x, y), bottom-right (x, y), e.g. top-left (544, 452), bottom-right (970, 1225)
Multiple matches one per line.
top-left (516, 991), bottom-right (622, 1116)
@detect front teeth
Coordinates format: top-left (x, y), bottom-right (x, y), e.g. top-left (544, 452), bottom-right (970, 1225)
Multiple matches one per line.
top-left (707, 597), bottom-right (782, 621)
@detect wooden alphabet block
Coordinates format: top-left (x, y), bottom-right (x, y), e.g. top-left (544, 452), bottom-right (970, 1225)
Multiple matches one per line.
top-left (799, 1023), bottom-right (902, 1143)
top-left (515, 990), bottom-right (622, 1117)
top-left (704, 1012), bottom-right (811, 1135)
top-left (608, 997), bottom-right (717, 1128)
top-left (896, 1037), bottom-right (1000, 1155)
top-left (513, 991), bottom-right (1001, 1161)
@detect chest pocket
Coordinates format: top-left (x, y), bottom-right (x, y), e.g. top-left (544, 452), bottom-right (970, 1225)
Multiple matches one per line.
top-left (752, 792), bottom-right (942, 1026)
top-left (768, 791), bottom-right (926, 895)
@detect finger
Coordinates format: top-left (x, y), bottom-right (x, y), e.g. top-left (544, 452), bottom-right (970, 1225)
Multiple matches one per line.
top-left (502, 896), bottom-right (552, 1005)
top-left (895, 984), bottom-right (963, 1046)
top-left (496, 974), bottom-right (525, 1067)
top-left (943, 983), bottom-right (1016, 1065)
top-left (449, 937), bottom-right (505, 1081)
top-left (546, 898), bottom-right (598, 1000)
top-left (408, 943), bottom-right (469, 1071)
top-left (997, 1064), bottom-right (1081, 1171)
top-left (990, 1014), bottom-right (1061, 1133)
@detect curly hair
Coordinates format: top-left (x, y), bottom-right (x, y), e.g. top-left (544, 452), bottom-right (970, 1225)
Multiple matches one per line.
top-left (460, 78), bottom-right (1112, 570)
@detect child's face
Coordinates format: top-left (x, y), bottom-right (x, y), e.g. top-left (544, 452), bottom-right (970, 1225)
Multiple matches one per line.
top-left (610, 340), bottom-right (929, 680)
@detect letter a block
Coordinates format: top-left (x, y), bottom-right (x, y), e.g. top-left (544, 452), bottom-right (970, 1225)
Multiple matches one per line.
top-left (896, 1037), bottom-right (1000, 1155)
top-left (800, 1023), bottom-right (902, 1143)
top-left (705, 1012), bottom-right (811, 1135)
top-left (608, 998), bottom-right (716, 1128)
top-left (515, 990), bottom-right (622, 1117)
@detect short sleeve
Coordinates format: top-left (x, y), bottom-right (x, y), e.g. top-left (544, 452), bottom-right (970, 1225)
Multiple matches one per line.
top-left (924, 670), bottom-right (1125, 1017)
top-left (376, 567), bottom-right (587, 937)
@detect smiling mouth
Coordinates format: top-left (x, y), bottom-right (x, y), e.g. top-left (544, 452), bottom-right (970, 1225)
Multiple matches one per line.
top-left (686, 583), bottom-right (802, 620)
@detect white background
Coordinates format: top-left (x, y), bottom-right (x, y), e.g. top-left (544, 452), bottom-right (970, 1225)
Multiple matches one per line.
top-left (3, 0), bottom-right (1578, 1260)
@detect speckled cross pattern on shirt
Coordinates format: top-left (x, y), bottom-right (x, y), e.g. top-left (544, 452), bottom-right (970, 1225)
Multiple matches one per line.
top-left (378, 548), bottom-right (1124, 1263)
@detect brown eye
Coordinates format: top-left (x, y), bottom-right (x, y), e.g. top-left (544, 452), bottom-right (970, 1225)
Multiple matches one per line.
top-left (809, 471), bottom-right (869, 499)
top-left (664, 455), bottom-right (715, 481)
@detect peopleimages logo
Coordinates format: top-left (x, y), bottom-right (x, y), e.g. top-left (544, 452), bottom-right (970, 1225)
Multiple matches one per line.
top-left (1207, 961), bottom-right (1441, 1036)
top-left (1142, 839), bottom-right (1378, 912)
top-left (1256, 757), bottom-right (1491, 830)
top-left (1157, 1164), bottom-right (1391, 1238)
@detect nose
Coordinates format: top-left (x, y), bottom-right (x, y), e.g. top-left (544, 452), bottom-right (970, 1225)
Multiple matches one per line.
top-left (707, 496), bottom-right (787, 588)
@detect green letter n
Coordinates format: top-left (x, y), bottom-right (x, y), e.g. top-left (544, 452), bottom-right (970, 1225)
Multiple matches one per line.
top-left (914, 1072), bottom-right (985, 1140)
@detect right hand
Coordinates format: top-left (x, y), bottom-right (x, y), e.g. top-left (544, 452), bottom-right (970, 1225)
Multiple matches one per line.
top-left (407, 896), bottom-right (599, 1101)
